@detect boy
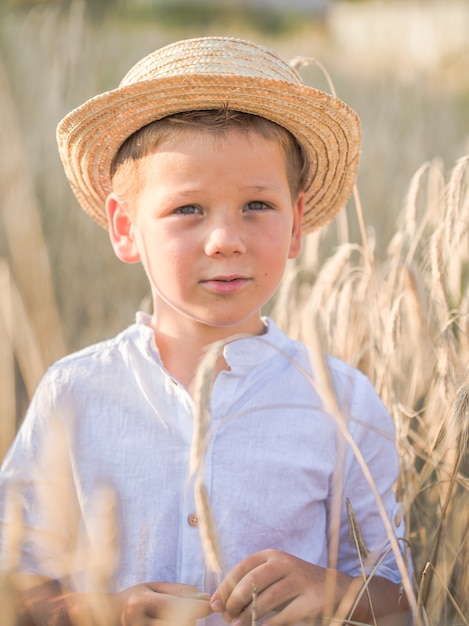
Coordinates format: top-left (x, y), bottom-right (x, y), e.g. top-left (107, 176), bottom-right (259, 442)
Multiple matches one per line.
top-left (0, 37), bottom-right (411, 625)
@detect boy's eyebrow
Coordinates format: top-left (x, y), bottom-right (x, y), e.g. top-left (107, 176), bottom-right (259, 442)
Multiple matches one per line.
top-left (158, 183), bottom-right (285, 197)
top-left (242, 183), bottom-right (285, 194)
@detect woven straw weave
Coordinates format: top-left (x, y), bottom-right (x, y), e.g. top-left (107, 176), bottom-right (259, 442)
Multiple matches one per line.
top-left (57, 36), bottom-right (361, 233)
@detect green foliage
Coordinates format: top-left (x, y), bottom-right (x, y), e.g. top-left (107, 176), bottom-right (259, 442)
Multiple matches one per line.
top-left (120, 1), bottom-right (306, 36)
top-left (1, 0), bottom-right (123, 22)
top-left (0, 0), bottom-right (315, 32)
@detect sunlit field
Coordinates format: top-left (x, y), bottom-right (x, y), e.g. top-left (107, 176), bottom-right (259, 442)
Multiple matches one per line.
top-left (0, 1), bottom-right (468, 624)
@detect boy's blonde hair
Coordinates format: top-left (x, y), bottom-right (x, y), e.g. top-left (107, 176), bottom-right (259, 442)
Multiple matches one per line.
top-left (111, 109), bottom-right (309, 211)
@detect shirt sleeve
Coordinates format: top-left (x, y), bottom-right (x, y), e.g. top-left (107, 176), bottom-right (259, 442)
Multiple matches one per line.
top-left (0, 371), bottom-right (81, 583)
top-left (329, 365), bottom-right (407, 584)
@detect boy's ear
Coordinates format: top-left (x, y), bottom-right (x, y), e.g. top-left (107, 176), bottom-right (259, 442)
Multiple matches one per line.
top-left (288, 192), bottom-right (305, 259)
top-left (106, 194), bottom-right (141, 264)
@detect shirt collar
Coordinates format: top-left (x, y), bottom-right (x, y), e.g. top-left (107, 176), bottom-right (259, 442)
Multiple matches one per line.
top-left (135, 311), bottom-right (162, 364)
top-left (134, 311), bottom-right (290, 370)
top-left (222, 319), bottom-right (290, 368)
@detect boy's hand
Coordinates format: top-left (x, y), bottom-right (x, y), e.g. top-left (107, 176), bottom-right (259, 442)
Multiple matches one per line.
top-left (210, 549), bottom-right (340, 625)
top-left (210, 549), bottom-right (411, 626)
top-left (114, 582), bottom-right (212, 625)
top-left (16, 580), bottom-right (211, 626)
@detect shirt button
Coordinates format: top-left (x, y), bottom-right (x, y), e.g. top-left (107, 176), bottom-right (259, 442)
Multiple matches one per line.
top-left (188, 514), bottom-right (199, 527)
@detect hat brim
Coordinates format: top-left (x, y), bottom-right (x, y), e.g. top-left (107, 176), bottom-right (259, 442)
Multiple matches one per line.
top-left (57, 75), bottom-right (361, 233)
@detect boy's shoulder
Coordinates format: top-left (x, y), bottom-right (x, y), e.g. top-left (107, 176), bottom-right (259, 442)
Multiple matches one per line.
top-left (265, 321), bottom-right (369, 384)
top-left (267, 323), bottom-right (388, 420)
top-left (44, 314), bottom-right (152, 384)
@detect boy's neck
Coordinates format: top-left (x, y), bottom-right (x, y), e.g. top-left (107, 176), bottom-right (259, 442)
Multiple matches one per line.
top-left (150, 316), bottom-right (266, 393)
top-left (154, 327), bottom-right (227, 392)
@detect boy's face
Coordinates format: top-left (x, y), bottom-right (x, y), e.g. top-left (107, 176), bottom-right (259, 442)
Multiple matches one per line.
top-left (107, 129), bottom-right (303, 340)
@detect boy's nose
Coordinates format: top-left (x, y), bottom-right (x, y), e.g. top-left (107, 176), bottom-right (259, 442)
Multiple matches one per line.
top-left (204, 222), bottom-right (247, 257)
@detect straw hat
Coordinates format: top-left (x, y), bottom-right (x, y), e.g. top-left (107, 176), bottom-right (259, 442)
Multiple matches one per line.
top-left (57, 36), bottom-right (361, 234)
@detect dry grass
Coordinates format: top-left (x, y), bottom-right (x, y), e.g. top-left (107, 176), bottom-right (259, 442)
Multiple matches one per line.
top-left (0, 47), bottom-right (66, 454)
top-left (0, 1), bottom-right (469, 624)
top-left (270, 157), bottom-right (469, 624)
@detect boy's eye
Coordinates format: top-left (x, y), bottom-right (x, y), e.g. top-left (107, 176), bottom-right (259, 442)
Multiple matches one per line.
top-left (245, 201), bottom-right (270, 212)
top-left (173, 205), bottom-right (202, 215)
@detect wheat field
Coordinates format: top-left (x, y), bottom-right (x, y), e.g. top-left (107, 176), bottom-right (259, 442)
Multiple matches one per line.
top-left (0, 1), bottom-right (468, 624)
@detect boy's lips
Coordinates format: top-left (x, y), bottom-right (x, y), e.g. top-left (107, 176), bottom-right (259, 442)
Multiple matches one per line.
top-left (201, 275), bottom-right (251, 294)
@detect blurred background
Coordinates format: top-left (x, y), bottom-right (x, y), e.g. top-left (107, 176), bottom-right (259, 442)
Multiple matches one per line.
top-left (2, 3), bottom-right (469, 621)
top-left (0, 0), bottom-right (468, 423)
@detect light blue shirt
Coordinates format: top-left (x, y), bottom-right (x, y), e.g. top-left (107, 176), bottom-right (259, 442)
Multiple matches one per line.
top-left (0, 313), bottom-right (405, 622)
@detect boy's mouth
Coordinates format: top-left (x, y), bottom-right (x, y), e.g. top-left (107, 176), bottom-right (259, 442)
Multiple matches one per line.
top-left (201, 275), bottom-right (251, 294)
